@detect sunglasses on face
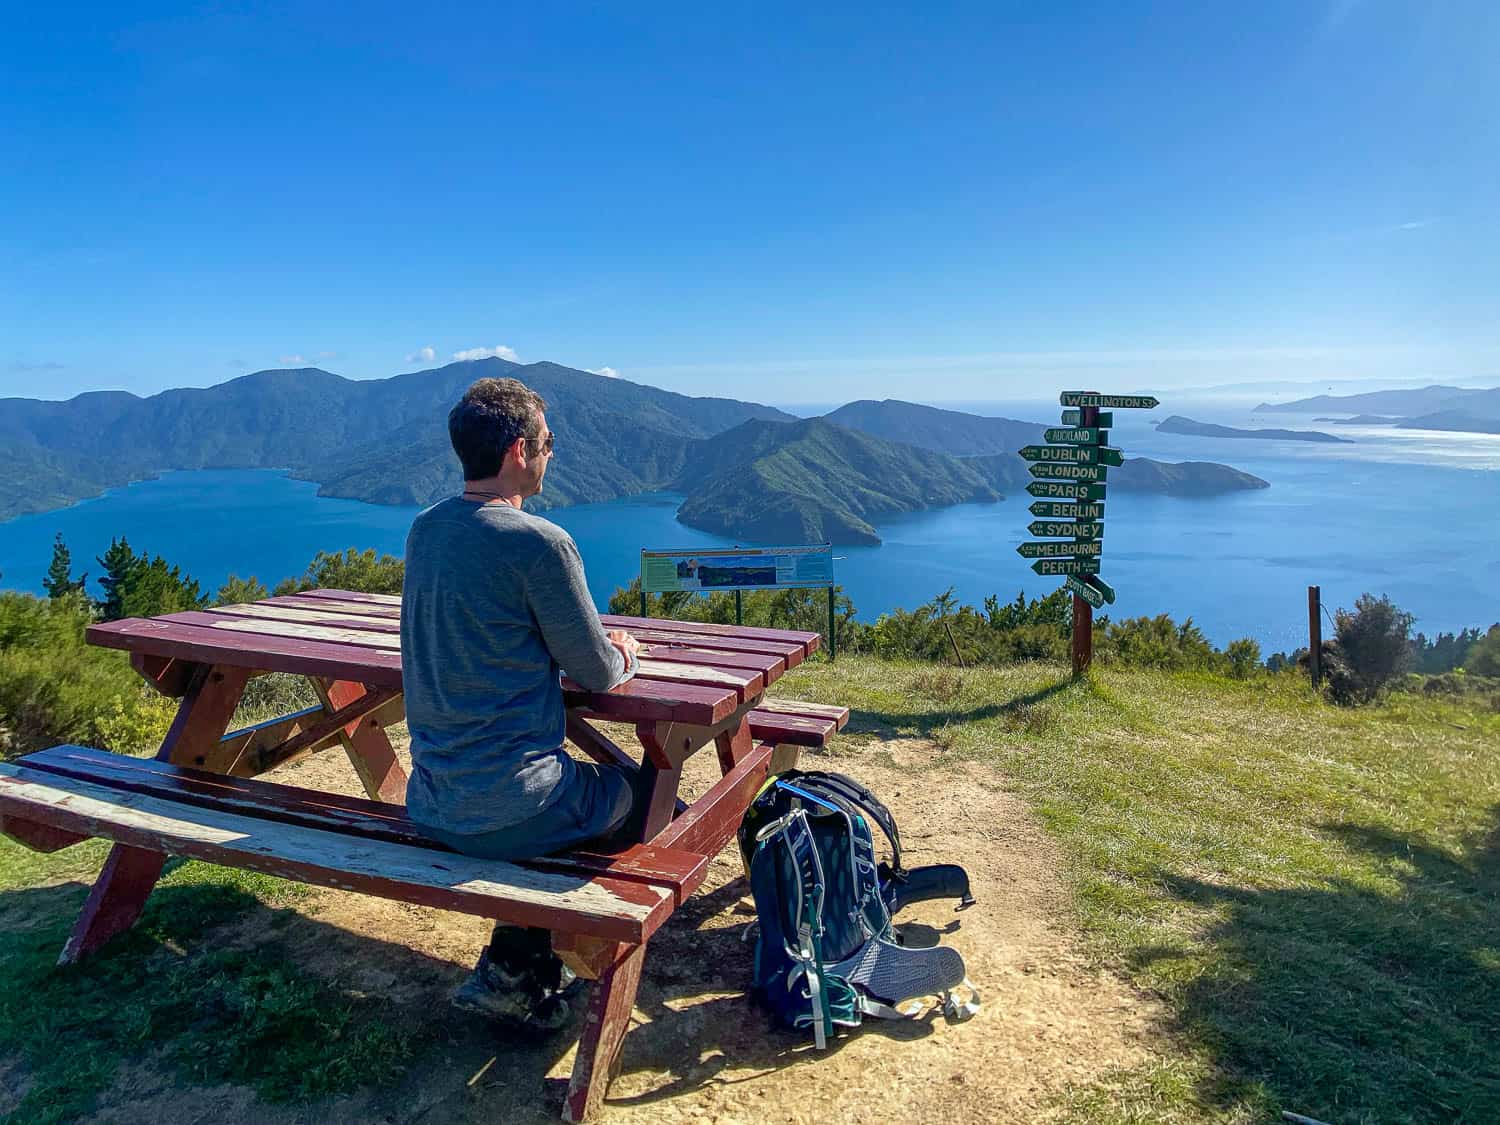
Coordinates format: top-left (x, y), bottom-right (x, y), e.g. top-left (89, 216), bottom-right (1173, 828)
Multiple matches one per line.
top-left (526, 432), bottom-right (555, 456)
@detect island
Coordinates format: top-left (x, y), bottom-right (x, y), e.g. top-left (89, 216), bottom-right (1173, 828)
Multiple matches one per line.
top-left (1155, 415), bottom-right (1352, 443)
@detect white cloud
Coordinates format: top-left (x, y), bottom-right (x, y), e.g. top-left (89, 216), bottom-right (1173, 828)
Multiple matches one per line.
top-left (587, 366), bottom-right (619, 378)
top-left (406, 345), bottom-right (437, 364)
top-left (278, 354), bottom-right (306, 365)
top-left (452, 345), bottom-right (520, 363)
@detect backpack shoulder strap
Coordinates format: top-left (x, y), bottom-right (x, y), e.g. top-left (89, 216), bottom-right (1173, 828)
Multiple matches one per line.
top-left (794, 771), bottom-right (905, 875)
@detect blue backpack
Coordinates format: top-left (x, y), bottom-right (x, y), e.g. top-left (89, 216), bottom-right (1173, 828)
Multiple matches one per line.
top-left (737, 770), bottom-right (980, 1047)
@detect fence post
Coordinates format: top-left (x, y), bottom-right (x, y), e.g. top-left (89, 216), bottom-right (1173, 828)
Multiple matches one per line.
top-left (1308, 585), bottom-right (1322, 687)
top-left (827, 585), bottom-right (837, 661)
top-left (639, 588), bottom-right (648, 618)
top-left (735, 589), bottom-right (743, 626)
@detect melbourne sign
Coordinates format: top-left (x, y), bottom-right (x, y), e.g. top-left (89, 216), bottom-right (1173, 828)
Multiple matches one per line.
top-left (1016, 540), bottom-right (1103, 558)
top-left (641, 545), bottom-right (834, 594)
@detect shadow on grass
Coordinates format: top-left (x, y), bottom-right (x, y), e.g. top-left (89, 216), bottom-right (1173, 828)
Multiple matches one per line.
top-left (0, 861), bottom-right (969, 1124)
top-left (1135, 806), bottom-right (1500, 1123)
top-left (847, 675), bottom-right (1078, 740)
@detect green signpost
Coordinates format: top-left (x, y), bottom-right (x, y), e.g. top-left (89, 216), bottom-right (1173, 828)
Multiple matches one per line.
top-left (1029, 501), bottom-right (1104, 519)
top-left (1065, 574), bottom-right (1105, 609)
top-left (1026, 481), bottom-right (1107, 501)
top-left (1028, 462), bottom-right (1108, 481)
top-left (1017, 540), bottom-right (1103, 559)
top-left (1031, 557), bottom-right (1101, 576)
top-left (1044, 426), bottom-right (1104, 444)
top-left (1028, 520), bottom-right (1103, 539)
top-left (1020, 389), bottom-right (1159, 673)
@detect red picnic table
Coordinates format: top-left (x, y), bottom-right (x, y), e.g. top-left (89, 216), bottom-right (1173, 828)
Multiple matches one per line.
top-left (0, 588), bottom-right (848, 1121)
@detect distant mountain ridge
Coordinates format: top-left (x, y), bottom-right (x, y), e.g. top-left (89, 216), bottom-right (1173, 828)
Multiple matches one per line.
top-left (3, 363), bottom-right (1270, 544)
top-left (1156, 415), bottom-right (1352, 443)
top-left (1255, 384), bottom-right (1500, 434)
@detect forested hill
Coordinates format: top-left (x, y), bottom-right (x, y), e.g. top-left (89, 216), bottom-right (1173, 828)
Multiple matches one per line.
top-left (674, 418), bottom-right (1003, 545)
top-left (4, 361), bottom-right (1271, 544)
top-left (820, 399), bottom-right (1045, 456)
top-left (0, 359), bottom-right (792, 519)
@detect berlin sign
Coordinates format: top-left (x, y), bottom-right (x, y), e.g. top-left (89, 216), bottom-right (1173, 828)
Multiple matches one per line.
top-left (1066, 575), bottom-right (1105, 609)
top-left (1029, 462), bottom-right (1107, 481)
top-left (1016, 540), bottom-right (1103, 558)
top-left (1019, 444), bottom-right (1100, 464)
top-left (1029, 520), bottom-right (1103, 539)
top-left (1028, 501), bottom-right (1104, 519)
top-left (1032, 557), bottom-right (1101, 576)
top-left (1026, 480), bottom-right (1107, 501)
top-left (1061, 409), bottom-right (1113, 427)
top-left (1044, 427), bottom-right (1104, 444)
top-left (1059, 391), bottom-right (1159, 409)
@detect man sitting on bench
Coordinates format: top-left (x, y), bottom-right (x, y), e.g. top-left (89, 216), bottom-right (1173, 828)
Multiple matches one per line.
top-left (401, 376), bottom-right (643, 1030)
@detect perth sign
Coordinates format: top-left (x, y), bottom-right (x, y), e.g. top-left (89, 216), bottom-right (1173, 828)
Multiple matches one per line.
top-left (1020, 389), bottom-right (1159, 672)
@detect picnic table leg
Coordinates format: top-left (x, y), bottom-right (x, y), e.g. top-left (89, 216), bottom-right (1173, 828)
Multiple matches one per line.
top-left (562, 941), bottom-right (647, 1123)
top-left (312, 678), bottom-right (407, 802)
top-left (60, 661), bottom-right (248, 965)
top-left (712, 715), bottom-right (753, 774)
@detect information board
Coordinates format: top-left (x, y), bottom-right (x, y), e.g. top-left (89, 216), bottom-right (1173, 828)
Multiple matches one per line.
top-left (641, 545), bottom-right (835, 593)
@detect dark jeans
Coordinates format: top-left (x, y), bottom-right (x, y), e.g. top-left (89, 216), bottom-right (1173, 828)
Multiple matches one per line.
top-left (423, 758), bottom-right (639, 983)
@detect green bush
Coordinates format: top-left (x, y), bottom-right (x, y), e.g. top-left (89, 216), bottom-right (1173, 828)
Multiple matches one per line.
top-left (1465, 625), bottom-right (1500, 677)
top-left (1327, 594), bottom-right (1414, 705)
top-left (274, 548), bottom-right (404, 595)
top-left (0, 591), bottom-right (174, 758)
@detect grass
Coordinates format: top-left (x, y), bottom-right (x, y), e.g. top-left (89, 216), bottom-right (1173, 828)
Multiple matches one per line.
top-left (0, 848), bottom-right (415, 1124)
top-left (2, 655), bottom-right (1496, 1122)
top-left (771, 656), bottom-right (1500, 1124)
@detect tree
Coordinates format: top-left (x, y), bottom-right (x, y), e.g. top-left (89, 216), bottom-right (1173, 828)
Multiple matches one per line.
top-left (117, 555), bottom-right (207, 618)
top-left (1465, 625), bottom-right (1500, 677)
top-left (42, 533), bottom-right (88, 600)
top-left (1225, 637), bottom-right (1261, 679)
top-left (95, 537), bottom-right (138, 621)
top-left (1327, 594), bottom-right (1414, 704)
top-left (276, 548), bottom-right (404, 595)
top-left (216, 574), bottom-right (269, 606)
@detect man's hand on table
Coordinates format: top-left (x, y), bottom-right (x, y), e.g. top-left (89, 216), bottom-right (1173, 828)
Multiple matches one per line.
top-left (606, 629), bottom-right (642, 675)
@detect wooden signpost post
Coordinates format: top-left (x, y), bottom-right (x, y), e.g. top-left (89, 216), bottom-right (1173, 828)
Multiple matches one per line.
top-left (1019, 391), bottom-right (1159, 675)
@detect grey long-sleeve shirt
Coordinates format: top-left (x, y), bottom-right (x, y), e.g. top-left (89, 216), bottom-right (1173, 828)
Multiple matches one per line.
top-left (400, 497), bottom-right (636, 835)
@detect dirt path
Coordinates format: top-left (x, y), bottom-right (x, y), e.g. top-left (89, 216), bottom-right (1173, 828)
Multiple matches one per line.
top-left (81, 734), bottom-right (1165, 1124)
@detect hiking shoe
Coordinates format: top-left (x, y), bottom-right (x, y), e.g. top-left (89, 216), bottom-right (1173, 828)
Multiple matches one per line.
top-left (450, 951), bottom-right (583, 1031)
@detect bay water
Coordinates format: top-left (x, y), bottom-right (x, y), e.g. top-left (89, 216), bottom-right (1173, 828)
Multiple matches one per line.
top-left (1, 396), bottom-right (1495, 654)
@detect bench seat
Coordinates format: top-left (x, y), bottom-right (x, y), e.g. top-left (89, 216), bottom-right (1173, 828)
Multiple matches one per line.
top-left (0, 747), bottom-right (710, 945)
top-left (747, 698), bottom-right (850, 747)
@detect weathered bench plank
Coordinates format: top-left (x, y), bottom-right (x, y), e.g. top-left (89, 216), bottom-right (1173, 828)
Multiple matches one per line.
top-left (0, 763), bottom-right (674, 943)
top-left (19, 746), bottom-right (709, 899)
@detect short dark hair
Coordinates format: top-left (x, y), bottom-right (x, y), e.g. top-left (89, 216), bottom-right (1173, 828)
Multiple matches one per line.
top-left (448, 378), bottom-right (548, 479)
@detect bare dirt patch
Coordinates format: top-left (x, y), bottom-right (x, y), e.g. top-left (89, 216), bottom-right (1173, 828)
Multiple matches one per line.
top-left (80, 734), bottom-right (1166, 1124)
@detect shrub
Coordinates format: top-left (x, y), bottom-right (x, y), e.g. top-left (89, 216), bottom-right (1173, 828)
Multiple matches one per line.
top-left (1465, 625), bottom-right (1500, 677)
top-left (1328, 594), bottom-right (1414, 704)
top-left (1225, 637), bottom-right (1261, 679)
top-left (275, 548), bottom-right (404, 595)
top-left (0, 592), bottom-right (174, 757)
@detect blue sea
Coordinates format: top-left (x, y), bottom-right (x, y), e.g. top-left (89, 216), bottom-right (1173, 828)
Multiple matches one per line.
top-left (1, 397), bottom-right (1496, 654)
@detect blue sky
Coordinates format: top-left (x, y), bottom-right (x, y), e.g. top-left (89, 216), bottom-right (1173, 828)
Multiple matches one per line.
top-left (3, 1), bottom-right (1495, 404)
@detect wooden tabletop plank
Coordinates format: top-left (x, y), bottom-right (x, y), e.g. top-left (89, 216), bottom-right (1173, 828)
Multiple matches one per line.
top-left (623, 627), bottom-right (806, 667)
top-left (275, 593), bottom-right (402, 619)
top-left (167, 614), bottom-right (761, 701)
top-left (87, 617), bottom-right (405, 687)
top-left (301, 589), bottom-right (402, 607)
top-left (218, 602), bottom-right (402, 632)
top-left (601, 614), bottom-right (821, 652)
